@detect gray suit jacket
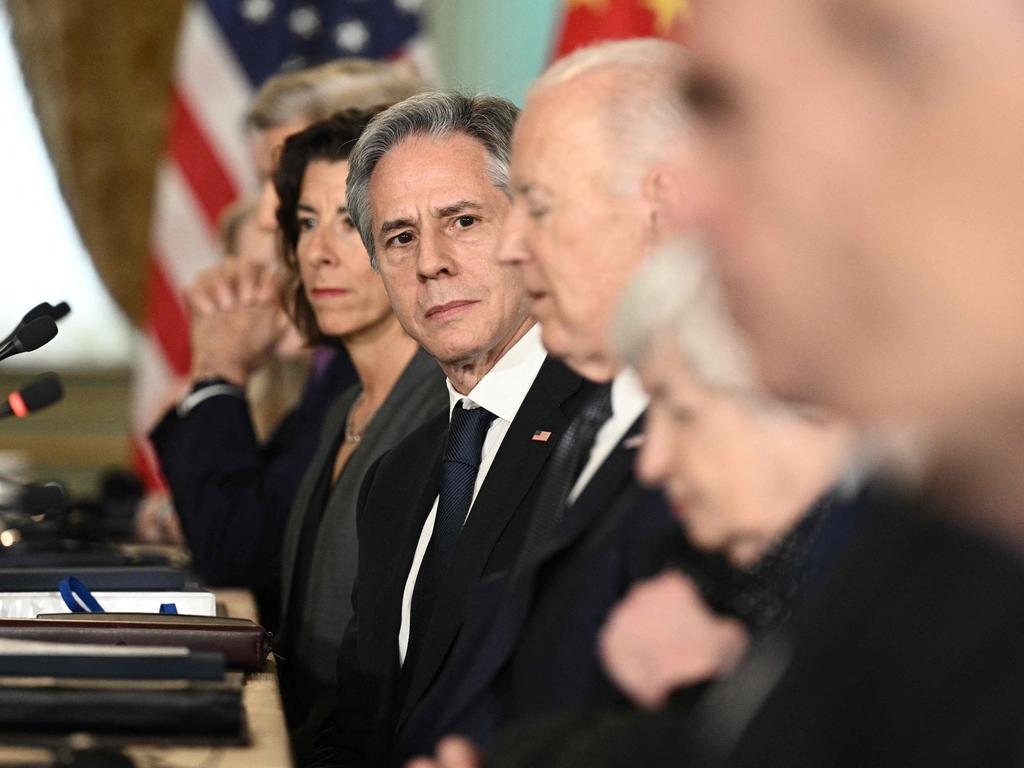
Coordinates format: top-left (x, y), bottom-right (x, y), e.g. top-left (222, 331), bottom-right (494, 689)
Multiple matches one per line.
top-left (277, 348), bottom-right (447, 744)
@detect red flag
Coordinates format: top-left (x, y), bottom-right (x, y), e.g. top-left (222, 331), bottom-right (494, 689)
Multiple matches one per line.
top-left (552, 0), bottom-right (691, 59)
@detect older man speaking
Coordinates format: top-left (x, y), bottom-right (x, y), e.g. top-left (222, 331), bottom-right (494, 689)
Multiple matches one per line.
top-left (307, 92), bottom-right (592, 768)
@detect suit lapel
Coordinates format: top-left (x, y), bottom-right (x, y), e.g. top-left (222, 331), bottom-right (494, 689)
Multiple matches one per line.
top-left (279, 389), bottom-right (357, 632)
top-left (535, 412), bottom-right (646, 566)
top-left (413, 410), bottom-right (647, 736)
top-left (397, 359), bottom-right (585, 727)
top-left (364, 415), bottom-right (447, 683)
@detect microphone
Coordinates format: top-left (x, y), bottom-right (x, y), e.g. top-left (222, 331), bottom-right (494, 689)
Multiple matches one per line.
top-left (0, 302), bottom-right (70, 349)
top-left (0, 374), bottom-right (64, 419)
top-left (0, 317), bottom-right (58, 363)
top-left (0, 472), bottom-right (66, 517)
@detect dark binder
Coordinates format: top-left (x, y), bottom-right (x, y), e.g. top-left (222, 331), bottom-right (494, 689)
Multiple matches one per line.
top-left (0, 673), bottom-right (244, 737)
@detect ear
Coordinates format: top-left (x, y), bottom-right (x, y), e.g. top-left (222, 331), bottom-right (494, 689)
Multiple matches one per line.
top-left (641, 160), bottom-right (694, 242)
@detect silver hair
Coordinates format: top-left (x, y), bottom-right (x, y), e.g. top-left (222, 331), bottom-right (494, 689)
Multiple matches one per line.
top-left (532, 38), bottom-right (692, 192)
top-left (244, 58), bottom-right (426, 131)
top-left (612, 239), bottom-right (759, 394)
top-left (345, 91), bottom-right (519, 269)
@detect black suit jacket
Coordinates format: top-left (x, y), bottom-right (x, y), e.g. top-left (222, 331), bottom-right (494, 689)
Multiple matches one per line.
top-left (519, 486), bottom-right (1024, 768)
top-left (395, 414), bottom-right (676, 764)
top-left (150, 348), bottom-right (356, 631)
top-left (309, 357), bottom-right (592, 767)
top-left (702, 489), bottom-right (1024, 768)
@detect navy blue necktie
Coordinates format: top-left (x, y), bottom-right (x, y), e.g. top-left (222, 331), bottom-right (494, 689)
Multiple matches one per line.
top-left (408, 401), bottom-right (496, 664)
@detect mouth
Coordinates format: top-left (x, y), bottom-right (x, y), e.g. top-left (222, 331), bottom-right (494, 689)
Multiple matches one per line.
top-left (310, 288), bottom-right (350, 299)
top-left (425, 300), bottom-right (479, 320)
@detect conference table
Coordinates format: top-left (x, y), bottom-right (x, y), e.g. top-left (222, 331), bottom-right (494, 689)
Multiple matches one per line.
top-left (0, 588), bottom-right (293, 767)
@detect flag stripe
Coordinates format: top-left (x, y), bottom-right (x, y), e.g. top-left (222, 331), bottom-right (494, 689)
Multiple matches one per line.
top-left (145, 258), bottom-right (191, 377)
top-left (174, 3), bottom-right (256, 190)
top-left (169, 89), bottom-right (239, 231)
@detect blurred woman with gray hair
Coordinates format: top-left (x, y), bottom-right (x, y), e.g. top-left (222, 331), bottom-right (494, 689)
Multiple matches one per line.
top-left (599, 239), bottom-right (855, 709)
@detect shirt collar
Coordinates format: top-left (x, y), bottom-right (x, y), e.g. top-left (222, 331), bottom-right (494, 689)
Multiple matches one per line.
top-left (446, 324), bottom-right (547, 424)
top-left (610, 366), bottom-right (649, 425)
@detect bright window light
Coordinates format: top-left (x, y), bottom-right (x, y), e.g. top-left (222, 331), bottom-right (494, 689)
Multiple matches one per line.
top-left (0, 9), bottom-right (135, 370)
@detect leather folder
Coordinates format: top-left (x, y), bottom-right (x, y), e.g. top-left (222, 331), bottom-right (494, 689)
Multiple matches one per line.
top-left (0, 673), bottom-right (244, 737)
top-left (0, 613), bottom-right (271, 671)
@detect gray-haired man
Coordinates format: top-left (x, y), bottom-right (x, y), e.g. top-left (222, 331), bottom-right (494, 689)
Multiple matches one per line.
top-left (308, 91), bottom-right (593, 767)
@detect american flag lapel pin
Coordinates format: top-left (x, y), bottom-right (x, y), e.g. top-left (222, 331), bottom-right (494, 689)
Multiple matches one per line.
top-left (532, 430), bottom-right (552, 442)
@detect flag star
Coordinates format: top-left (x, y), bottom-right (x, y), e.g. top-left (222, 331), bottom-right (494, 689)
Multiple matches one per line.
top-left (641, 0), bottom-right (690, 35)
top-left (335, 19), bottom-right (371, 53)
top-left (239, 0), bottom-right (274, 24)
top-left (394, 0), bottom-right (425, 13)
top-left (288, 6), bottom-right (322, 39)
top-left (280, 55), bottom-right (308, 72)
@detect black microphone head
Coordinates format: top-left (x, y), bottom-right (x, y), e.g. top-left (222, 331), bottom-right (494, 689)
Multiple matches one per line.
top-left (51, 301), bottom-right (71, 321)
top-left (16, 316), bottom-right (57, 353)
top-left (20, 482), bottom-right (65, 515)
top-left (20, 303), bottom-right (55, 326)
top-left (19, 374), bottom-right (63, 412)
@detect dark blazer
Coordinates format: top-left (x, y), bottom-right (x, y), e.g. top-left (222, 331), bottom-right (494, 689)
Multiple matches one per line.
top-left (395, 413), bottom-right (676, 765)
top-left (276, 349), bottom-right (447, 753)
top-left (516, 487), bottom-right (1024, 768)
top-left (700, 490), bottom-right (1024, 768)
top-left (309, 357), bottom-right (592, 768)
top-left (150, 348), bottom-right (356, 630)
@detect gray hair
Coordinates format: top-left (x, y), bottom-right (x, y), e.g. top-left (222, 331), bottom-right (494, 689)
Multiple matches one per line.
top-left (244, 58), bottom-right (426, 131)
top-left (346, 91), bottom-right (519, 268)
top-left (532, 38), bottom-right (692, 192)
top-left (613, 239), bottom-right (759, 394)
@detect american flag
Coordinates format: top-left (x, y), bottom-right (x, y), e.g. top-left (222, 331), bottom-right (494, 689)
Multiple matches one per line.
top-left (132, 0), bottom-right (427, 490)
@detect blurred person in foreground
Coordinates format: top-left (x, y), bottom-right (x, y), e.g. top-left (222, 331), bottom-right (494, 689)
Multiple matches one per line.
top-left (268, 111), bottom-right (447, 759)
top-left (307, 91), bottom-right (593, 768)
top-left (397, 40), bottom-right (730, 766)
top-left (651, 0), bottom-right (1024, 764)
top-left (150, 60), bottom-right (424, 630)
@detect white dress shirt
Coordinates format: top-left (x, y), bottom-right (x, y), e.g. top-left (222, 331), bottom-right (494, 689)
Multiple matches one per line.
top-left (567, 366), bottom-right (648, 505)
top-left (398, 324), bottom-right (547, 664)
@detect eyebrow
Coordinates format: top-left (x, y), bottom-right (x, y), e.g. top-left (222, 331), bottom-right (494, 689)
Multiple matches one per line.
top-left (298, 202), bottom-right (348, 214)
top-left (434, 200), bottom-right (483, 218)
top-left (512, 180), bottom-right (549, 198)
top-left (379, 216), bottom-right (417, 237)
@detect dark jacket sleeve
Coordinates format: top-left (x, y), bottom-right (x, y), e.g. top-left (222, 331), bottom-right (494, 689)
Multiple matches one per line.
top-left (149, 393), bottom-right (310, 592)
top-left (306, 454), bottom-right (388, 768)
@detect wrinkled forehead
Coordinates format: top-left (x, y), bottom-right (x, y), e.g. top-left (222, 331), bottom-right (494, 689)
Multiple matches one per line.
top-left (370, 133), bottom-right (496, 214)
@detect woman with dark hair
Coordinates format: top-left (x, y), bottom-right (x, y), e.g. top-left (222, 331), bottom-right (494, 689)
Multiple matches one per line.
top-left (271, 110), bottom-right (447, 752)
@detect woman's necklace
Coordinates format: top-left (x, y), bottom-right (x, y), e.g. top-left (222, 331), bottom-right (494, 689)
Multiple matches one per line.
top-left (344, 392), bottom-right (367, 444)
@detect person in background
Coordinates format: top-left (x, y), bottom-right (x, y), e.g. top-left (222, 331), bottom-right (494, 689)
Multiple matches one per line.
top-left (269, 110), bottom-right (448, 759)
top-left (149, 60), bottom-right (424, 631)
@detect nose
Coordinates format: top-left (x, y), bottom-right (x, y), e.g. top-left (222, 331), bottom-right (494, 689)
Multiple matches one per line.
top-left (302, 221), bottom-right (340, 268)
top-left (255, 180), bottom-right (279, 234)
top-left (496, 200), bottom-right (531, 267)
top-left (635, 414), bottom-right (673, 489)
top-left (415, 226), bottom-right (458, 282)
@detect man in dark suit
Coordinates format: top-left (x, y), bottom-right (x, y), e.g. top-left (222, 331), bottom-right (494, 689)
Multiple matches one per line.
top-left (307, 92), bottom-right (593, 767)
top-left (397, 40), bottom-right (700, 765)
